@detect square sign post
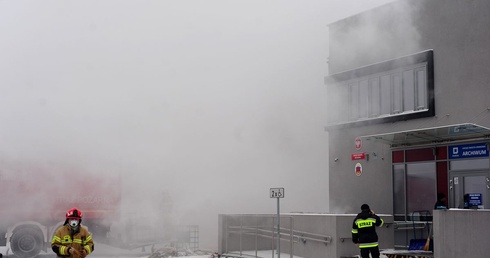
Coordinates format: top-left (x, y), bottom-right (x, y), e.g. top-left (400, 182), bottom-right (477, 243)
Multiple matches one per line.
top-left (270, 188), bottom-right (284, 258)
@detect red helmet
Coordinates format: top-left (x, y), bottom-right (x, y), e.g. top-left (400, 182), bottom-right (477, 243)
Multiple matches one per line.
top-left (66, 207), bottom-right (83, 219)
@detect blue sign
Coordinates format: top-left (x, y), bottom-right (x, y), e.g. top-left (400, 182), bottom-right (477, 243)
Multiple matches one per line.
top-left (449, 143), bottom-right (489, 159)
top-left (467, 193), bottom-right (482, 206)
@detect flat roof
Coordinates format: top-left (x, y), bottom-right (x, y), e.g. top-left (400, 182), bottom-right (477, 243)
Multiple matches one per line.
top-left (360, 123), bottom-right (490, 147)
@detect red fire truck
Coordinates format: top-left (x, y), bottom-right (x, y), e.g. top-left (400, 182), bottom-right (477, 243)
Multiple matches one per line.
top-left (0, 160), bottom-right (121, 258)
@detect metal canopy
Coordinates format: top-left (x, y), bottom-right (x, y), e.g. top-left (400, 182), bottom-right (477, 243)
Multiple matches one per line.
top-left (361, 123), bottom-right (490, 147)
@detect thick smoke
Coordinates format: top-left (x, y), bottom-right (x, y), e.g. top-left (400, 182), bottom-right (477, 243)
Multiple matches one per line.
top-left (0, 0), bottom-right (396, 252)
top-left (326, 0), bottom-right (422, 213)
top-left (328, 0), bottom-right (421, 74)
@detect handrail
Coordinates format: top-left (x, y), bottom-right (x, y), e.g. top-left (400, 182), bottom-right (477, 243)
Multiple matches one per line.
top-left (393, 221), bottom-right (430, 230)
top-left (227, 225), bottom-right (332, 245)
top-left (227, 226), bottom-right (332, 244)
top-left (293, 229), bottom-right (332, 242)
top-left (225, 216), bottom-right (333, 258)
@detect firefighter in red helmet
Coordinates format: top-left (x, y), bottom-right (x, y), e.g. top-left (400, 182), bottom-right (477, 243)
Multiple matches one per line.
top-left (51, 208), bottom-right (94, 258)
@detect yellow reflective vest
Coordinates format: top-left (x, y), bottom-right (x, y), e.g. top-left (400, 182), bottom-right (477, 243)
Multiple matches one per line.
top-left (351, 211), bottom-right (384, 248)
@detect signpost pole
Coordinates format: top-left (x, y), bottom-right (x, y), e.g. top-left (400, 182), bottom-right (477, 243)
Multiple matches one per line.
top-left (270, 187), bottom-right (284, 258)
top-left (277, 197), bottom-right (280, 258)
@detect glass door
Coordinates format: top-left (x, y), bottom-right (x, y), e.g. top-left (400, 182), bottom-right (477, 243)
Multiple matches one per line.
top-left (449, 172), bottom-right (490, 209)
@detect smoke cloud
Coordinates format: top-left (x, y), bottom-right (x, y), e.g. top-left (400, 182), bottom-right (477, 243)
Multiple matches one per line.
top-left (0, 0), bottom-right (395, 251)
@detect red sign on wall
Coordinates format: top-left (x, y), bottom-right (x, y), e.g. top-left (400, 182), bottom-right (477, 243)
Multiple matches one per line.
top-left (351, 152), bottom-right (366, 160)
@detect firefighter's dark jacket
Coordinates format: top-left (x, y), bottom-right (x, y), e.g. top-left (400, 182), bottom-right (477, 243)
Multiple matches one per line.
top-left (51, 224), bottom-right (94, 258)
top-left (351, 210), bottom-right (384, 248)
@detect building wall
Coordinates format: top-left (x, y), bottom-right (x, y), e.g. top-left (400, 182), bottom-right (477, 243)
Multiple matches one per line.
top-left (326, 0), bottom-right (490, 214)
top-left (433, 209), bottom-right (490, 258)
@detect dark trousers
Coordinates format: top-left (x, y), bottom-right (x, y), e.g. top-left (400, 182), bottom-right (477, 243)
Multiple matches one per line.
top-left (360, 246), bottom-right (380, 258)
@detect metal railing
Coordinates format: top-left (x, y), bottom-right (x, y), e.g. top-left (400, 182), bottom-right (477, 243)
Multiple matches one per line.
top-left (393, 221), bottom-right (431, 249)
top-left (224, 215), bottom-right (332, 258)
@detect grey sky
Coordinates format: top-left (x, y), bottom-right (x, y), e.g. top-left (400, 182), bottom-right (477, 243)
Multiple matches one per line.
top-left (0, 0), bottom-right (394, 249)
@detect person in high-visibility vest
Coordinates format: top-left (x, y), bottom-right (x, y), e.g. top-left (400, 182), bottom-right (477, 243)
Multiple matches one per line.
top-left (51, 208), bottom-right (94, 258)
top-left (351, 204), bottom-right (384, 258)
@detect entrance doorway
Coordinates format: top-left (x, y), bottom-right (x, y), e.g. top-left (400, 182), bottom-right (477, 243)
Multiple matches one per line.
top-left (449, 171), bottom-right (490, 209)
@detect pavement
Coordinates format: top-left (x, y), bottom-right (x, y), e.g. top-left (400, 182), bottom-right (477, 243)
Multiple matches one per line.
top-left (0, 244), bottom-right (396, 258)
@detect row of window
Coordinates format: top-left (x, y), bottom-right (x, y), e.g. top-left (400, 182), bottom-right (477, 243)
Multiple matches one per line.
top-left (327, 64), bottom-right (428, 125)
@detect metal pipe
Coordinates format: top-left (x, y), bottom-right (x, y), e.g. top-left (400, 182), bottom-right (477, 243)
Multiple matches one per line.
top-left (277, 198), bottom-right (280, 258)
top-left (227, 228), bottom-right (332, 245)
top-left (290, 218), bottom-right (293, 258)
top-left (271, 217), bottom-right (275, 258)
top-left (239, 216), bottom-right (242, 256)
top-left (225, 217), bottom-right (228, 253)
top-left (255, 215), bottom-right (258, 258)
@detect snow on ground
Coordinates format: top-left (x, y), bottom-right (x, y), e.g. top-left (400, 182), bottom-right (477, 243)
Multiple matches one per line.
top-left (93, 244), bottom-right (306, 258)
top-left (93, 243), bottom-right (214, 258)
top-left (226, 250), bottom-right (306, 258)
top-left (234, 250), bottom-right (390, 258)
top-left (85, 244), bottom-right (393, 258)
top-left (0, 244), bottom-right (392, 258)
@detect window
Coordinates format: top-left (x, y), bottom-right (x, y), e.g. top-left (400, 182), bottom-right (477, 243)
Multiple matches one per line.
top-left (369, 78), bottom-right (380, 117)
top-left (415, 68), bottom-right (427, 110)
top-left (349, 82), bottom-right (359, 120)
top-left (392, 147), bottom-right (441, 220)
top-left (393, 162), bottom-right (437, 220)
top-left (450, 158), bottom-right (490, 170)
top-left (393, 164), bottom-right (406, 220)
top-left (380, 75), bottom-right (391, 115)
top-left (392, 72), bottom-right (403, 114)
top-left (403, 69), bottom-right (415, 112)
top-left (359, 80), bottom-right (369, 118)
top-left (406, 162), bottom-right (436, 214)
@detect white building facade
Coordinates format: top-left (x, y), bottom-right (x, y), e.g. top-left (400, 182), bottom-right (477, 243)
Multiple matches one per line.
top-left (326, 0), bottom-right (490, 256)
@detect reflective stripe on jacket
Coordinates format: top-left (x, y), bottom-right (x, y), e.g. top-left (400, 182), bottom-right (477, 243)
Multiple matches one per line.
top-left (351, 211), bottom-right (384, 248)
top-left (51, 224), bottom-right (94, 258)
